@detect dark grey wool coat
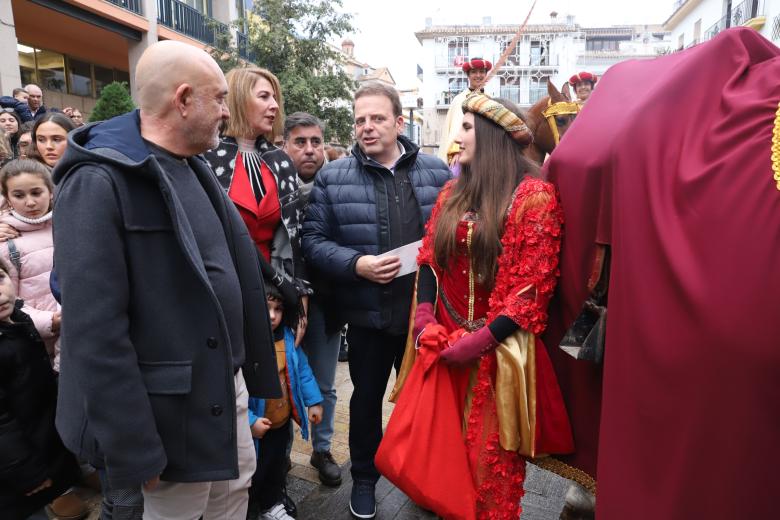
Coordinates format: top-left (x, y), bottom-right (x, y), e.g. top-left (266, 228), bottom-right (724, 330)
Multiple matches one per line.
top-left (52, 111), bottom-right (280, 489)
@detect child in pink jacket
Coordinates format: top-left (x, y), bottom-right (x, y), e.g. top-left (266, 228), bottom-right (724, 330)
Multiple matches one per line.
top-left (0, 159), bottom-right (60, 370)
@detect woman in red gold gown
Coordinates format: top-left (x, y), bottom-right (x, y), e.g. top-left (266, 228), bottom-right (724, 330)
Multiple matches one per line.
top-left (380, 94), bottom-right (574, 520)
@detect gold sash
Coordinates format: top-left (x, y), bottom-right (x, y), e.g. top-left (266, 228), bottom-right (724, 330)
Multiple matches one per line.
top-left (495, 330), bottom-right (537, 457)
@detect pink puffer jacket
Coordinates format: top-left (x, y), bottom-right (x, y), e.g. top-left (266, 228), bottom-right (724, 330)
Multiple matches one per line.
top-left (0, 212), bottom-right (60, 369)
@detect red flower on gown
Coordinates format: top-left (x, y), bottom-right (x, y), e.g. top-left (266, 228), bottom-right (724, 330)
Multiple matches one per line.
top-left (380, 177), bottom-right (574, 520)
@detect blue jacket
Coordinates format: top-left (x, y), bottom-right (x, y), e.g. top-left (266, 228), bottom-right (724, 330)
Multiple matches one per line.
top-left (0, 96), bottom-right (32, 122)
top-left (248, 327), bottom-right (322, 455)
top-left (302, 135), bottom-right (450, 331)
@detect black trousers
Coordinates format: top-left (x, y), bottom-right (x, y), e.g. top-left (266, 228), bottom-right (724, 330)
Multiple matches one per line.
top-left (346, 325), bottom-right (406, 483)
top-left (248, 419), bottom-right (291, 511)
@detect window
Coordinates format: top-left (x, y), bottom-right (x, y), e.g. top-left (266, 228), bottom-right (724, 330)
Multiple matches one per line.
top-left (36, 49), bottom-right (66, 93)
top-left (448, 40), bottom-right (469, 67)
top-left (448, 77), bottom-right (468, 94)
top-left (18, 43), bottom-right (130, 99)
top-left (94, 65), bottom-right (115, 97)
top-left (115, 70), bottom-right (130, 86)
top-left (530, 41), bottom-right (549, 66)
top-left (587, 39), bottom-right (619, 52)
top-left (184, 0), bottom-right (212, 16)
top-left (678, 33), bottom-right (684, 50)
top-left (68, 58), bottom-right (93, 97)
top-left (18, 44), bottom-right (37, 85)
top-left (529, 76), bottom-right (549, 105)
top-left (693, 19), bottom-right (702, 44)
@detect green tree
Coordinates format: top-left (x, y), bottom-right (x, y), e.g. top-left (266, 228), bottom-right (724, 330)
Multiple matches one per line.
top-left (89, 82), bottom-right (135, 123)
top-left (213, 0), bottom-right (357, 144)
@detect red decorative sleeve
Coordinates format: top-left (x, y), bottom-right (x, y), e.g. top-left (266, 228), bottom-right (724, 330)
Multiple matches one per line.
top-left (487, 177), bottom-right (563, 335)
top-left (416, 180), bottom-right (455, 269)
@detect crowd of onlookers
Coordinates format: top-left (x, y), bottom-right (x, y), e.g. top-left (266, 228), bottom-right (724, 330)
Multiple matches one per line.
top-left (0, 61), bottom-right (362, 520)
top-left (0, 84), bottom-right (94, 519)
top-left (0, 84), bottom-right (84, 166)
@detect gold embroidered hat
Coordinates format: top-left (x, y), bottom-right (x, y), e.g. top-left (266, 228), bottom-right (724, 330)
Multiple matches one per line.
top-left (462, 93), bottom-right (533, 145)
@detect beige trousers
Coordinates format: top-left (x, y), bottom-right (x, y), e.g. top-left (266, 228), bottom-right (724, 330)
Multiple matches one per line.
top-left (142, 370), bottom-right (256, 520)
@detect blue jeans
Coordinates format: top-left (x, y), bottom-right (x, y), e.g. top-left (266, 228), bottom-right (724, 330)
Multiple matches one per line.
top-left (302, 298), bottom-right (341, 452)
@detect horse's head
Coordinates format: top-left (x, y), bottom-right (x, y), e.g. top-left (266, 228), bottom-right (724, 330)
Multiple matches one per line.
top-left (526, 81), bottom-right (581, 162)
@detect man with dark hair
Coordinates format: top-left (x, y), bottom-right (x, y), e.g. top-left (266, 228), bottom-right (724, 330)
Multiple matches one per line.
top-left (282, 112), bottom-right (343, 488)
top-left (283, 112), bottom-right (326, 195)
top-left (303, 81), bottom-right (450, 519)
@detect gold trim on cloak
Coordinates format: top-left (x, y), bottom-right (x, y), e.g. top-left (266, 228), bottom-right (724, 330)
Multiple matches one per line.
top-left (389, 272), bottom-right (540, 458)
top-left (772, 100), bottom-right (780, 191)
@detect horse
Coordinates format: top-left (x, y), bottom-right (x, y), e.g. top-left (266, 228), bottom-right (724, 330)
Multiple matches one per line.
top-left (524, 81), bottom-right (581, 164)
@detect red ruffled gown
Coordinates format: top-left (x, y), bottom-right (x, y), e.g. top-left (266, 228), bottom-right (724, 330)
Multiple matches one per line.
top-left (390, 177), bottom-right (574, 519)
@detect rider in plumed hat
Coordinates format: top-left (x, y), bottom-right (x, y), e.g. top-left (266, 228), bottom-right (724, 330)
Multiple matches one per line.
top-left (438, 57), bottom-right (493, 164)
top-left (568, 71), bottom-right (598, 103)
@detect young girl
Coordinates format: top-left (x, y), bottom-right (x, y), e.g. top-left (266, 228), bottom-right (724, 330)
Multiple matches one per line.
top-left (0, 108), bottom-right (22, 158)
top-left (0, 159), bottom-right (61, 369)
top-left (30, 113), bottom-right (75, 168)
top-left (0, 258), bottom-right (81, 519)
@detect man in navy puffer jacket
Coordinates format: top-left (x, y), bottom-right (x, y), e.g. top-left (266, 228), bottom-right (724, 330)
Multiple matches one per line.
top-left (302, 81), bottom-right (450, 519)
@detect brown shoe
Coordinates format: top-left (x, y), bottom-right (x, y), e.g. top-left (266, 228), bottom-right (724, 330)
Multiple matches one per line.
top-left (81, 469), bottom-right (102, 493)
top-left (46, 490), bottom-right (89, 520)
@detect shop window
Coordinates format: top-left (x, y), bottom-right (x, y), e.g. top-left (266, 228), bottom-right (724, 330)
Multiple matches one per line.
top-left (36, 50), bottom-right (66, 93)
top-left (19, 43), bottom-right (129, 98)
top-left (94, 65), bottom-right (115, 97)
top-left (114, 70), bottom-right (130, 86)
top-left (18, 44), bottom-right (37, 85)
top-left (68, 58), bottom-right (93, 97)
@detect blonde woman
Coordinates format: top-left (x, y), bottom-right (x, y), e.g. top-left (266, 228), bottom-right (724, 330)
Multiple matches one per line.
top-left (203, 67), bottom-right (309, 345)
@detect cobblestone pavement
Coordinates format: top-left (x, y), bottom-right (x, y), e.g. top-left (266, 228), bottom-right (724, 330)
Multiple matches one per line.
top-left (72, 357), bottom-right (568, 519)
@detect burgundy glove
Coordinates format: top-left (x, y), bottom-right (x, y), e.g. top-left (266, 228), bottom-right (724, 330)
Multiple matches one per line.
top-left (413, 302), bottom-right (437, 339)
top-left (439, 326), bottom-right (500, 366)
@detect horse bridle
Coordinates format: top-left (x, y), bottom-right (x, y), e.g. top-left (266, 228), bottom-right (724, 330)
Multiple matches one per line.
top-left (541, 99), bottom-right (581, 146)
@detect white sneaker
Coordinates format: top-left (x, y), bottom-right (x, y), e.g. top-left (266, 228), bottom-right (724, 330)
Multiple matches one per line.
top-left (259, 502), bottom-right (295, 520)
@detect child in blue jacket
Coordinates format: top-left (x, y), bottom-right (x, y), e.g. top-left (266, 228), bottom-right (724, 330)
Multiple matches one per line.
top-left (248, 283), bottom-right (323, 520)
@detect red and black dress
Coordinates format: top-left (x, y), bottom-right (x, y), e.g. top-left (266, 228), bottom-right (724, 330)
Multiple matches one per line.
top-left (383, 177), bottom-right (574, 519)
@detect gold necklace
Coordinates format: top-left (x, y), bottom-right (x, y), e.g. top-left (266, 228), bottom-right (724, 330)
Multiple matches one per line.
top-left (772, 100), bottom-right (780, 191)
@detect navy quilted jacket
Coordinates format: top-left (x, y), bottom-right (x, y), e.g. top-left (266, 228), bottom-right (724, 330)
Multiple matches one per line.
top-left (302, 135), bottom-right (450, 331)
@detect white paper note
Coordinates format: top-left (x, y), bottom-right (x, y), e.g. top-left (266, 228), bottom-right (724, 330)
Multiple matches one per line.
top-left (376, 239), bottom-right (423, 278)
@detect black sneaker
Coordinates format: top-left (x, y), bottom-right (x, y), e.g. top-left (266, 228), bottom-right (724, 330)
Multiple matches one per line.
top-left (310, 450), bottom-right (342, 486)
top-left (338, 335), bottom-right (349, 362)
top-left (281, 487), bottom-right (297, 518)
top-left (349, 480), bottom-right (376, 519)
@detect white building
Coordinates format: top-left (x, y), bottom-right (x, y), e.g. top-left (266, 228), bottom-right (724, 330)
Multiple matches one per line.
top-left (415, 17), bottom-right (670, 155)
top-left (578, 25), bottom-right (671, 77)
top-left (415, 18), bottom-right (582, 154)
top-left (664, 0), bottom-right (780, 49)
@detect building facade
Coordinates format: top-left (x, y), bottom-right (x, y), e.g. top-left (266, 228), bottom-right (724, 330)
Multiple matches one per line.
top-left (664, 0), bottom-right (779, 49)
top-left (578, 25), bottom-right (670, 76)
top-left (2, 0), bottom-right (253, 118)
top-left (415, 17), bottom-right (670, 156)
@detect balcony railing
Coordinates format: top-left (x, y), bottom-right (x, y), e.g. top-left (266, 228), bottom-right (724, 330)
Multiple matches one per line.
top-left (157, 0), bottom-right (228, 46)
top-left (435, 54), bottom-right (559, 70)
top-left (237, 31), bottom-right (254, 61)
top-left (105, 0), bottom-right (143, 15)
top-left (703, 15), bottom-right (727, 41)
top-left (702, 0), bottom-right (763, 44)
top-left (729, 0), bottom-right (764, 26)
